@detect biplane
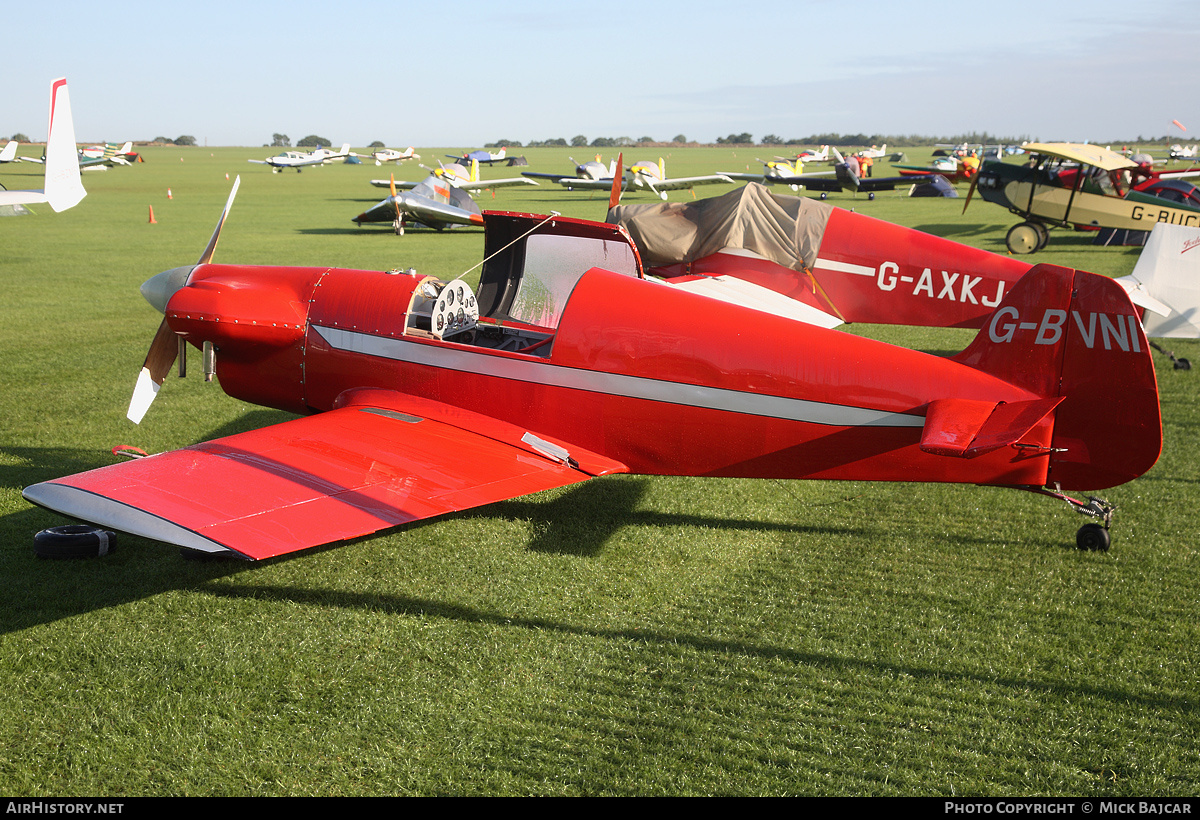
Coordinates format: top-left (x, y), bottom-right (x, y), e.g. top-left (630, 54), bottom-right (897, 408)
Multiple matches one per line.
top-left (22, 178), bottom-right (1161, 558)
top-left (965, 142), bottom-right (1200, 253)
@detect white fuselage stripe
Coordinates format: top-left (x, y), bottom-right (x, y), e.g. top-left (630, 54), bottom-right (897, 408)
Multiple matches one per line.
top-left (814, 257), bottom-right (876, 277)
top-left (313, 326), bottom-right (924, 428)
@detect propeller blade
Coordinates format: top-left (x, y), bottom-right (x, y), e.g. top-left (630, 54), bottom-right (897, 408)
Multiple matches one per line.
top-left (962, 173), bottom-right (980, 214)
top-left (608, 153), bottom-right (623, 210)
top-left (127, 319), bottom-right (178, 423)
top-left (197, 175), bottom-right (240, 265)
top-left (127, 176), bottom-right (241, 424)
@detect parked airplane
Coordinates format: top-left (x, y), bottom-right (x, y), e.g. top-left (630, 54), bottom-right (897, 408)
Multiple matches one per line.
top-left (610, 182), bottom-right (1197, 371)
top-left (769, 148), bottom-right (937, 198)
top-left (22, 180), bottom-right (1161, 558)
top-left (0, 78), bottom-right (86, 213)
top-left (371, 147), bottom-right (420, 165)
top-left (795, 145), bottom-right (832, 162)
top-left (893, 153), bottom-right (981, 184)
top-left (79, 141), bottom-right (139, 167)
top-left (354, 161), bottom-right (537, 234)
top-left (541, 157), bottom-right (733, 200)
top-left (964, 142), bottom-right (1200, 253)
top-left (249, 143), bottom-right (352, 172)
top-left (447, 147), bottom-right (510, 165)
top-left (522, 155), bottom-right (617, 184)
top-left (718, 157), bottom-right (832, 190)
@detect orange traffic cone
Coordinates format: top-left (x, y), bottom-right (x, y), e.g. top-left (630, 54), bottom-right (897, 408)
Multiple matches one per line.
top-left (148, 205), bottom-right (157, 224)
top-left (167, 188), bottom-right (173, 199)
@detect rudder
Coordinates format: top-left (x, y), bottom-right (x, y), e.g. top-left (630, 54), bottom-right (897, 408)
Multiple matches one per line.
top-left (954, 264), bottom-right (1161, 490)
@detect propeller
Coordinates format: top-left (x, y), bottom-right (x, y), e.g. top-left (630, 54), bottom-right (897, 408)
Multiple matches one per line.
top-left (127, 175), bottom-right (240, 424)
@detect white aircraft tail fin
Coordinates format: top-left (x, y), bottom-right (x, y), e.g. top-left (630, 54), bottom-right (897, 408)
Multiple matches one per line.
top-left (43, 78), bottom-right (87, 212)
top-left (1116, 222), bottom-right (1200, 338)
top-left (0, 140), bottom-right (16, 162)
top-left (339, 143), bottom-right (350, 155)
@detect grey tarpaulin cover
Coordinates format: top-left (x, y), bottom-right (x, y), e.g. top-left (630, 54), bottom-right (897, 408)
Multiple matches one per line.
top-left (607, 182), bottom-right (833, 271)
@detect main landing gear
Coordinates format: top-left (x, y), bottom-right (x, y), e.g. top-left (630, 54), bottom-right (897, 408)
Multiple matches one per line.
top-left (1006, 221), bottom-right (1050, 254)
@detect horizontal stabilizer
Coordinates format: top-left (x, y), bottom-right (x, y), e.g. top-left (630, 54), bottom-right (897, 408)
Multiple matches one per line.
top-left (1115, 222), bottom-right (1200, 338)
top-left (921, 396), bottom-right (1062, 458)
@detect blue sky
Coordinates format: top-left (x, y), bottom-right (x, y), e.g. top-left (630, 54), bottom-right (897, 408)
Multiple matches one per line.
top-left (5, 0), bottom-right (1196, 148)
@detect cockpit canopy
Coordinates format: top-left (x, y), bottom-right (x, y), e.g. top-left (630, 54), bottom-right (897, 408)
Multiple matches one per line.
top-left (477, 212), bottom-right (644, 330)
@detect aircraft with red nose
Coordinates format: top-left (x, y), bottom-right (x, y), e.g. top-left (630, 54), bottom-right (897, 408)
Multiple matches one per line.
top-left (22, 178), bottom-right (1161, 559)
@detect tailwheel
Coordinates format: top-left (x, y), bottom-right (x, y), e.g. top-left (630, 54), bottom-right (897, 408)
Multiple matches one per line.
top-left (1029, 486), bottom-right (1117, 551)
top-left (1076, 523), bottom-right (1111, 552)
top-left (1006, 222), bottom-right (1042, 254)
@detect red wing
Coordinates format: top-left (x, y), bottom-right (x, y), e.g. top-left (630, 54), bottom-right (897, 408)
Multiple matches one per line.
top-left (23, 401), bottom-right (627, 560)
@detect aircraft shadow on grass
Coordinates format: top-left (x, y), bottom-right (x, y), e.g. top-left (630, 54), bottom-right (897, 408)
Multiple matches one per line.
top-left (0, 410), bottom-right (868, 634)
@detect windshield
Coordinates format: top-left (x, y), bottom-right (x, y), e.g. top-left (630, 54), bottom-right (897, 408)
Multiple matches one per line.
top-left (508, 234), bottom-right (639, 328)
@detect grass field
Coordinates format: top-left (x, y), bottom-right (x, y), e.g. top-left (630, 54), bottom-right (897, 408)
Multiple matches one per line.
top-left (1, 145), bottom-right (1197, 796)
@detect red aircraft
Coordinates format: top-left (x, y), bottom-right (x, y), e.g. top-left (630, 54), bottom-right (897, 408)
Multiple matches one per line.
top-left (22, 178), bottom-right (1161, 559)
top-left (611, 182), bottom-right (1197, 358)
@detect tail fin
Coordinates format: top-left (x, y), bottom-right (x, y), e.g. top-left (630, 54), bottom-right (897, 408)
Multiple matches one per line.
top-left (955, 264), bottom-right (1161, 489)
top-left (0, 140), bottom-right (16, 162)
top-left (1115, 222), bottom-right (1200, 338)
top-left (43, 78), bottom-right (86, 212)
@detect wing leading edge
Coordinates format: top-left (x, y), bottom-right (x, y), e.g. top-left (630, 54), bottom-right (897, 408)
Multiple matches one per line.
top-left (23, 391), bottom-right (627, 560)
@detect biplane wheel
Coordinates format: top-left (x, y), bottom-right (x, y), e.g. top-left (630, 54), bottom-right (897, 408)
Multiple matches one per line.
top-left (1031, 222), bottom-right (1049, 249)
top-left (1075, 523), bottom-right (1111, 552)
top-left (33, 525), bottom-right (116, 559)
top-left (1175, 357), bottom-right (1192, 371)
top-left (1006, 222), bottom-right (1041, 254)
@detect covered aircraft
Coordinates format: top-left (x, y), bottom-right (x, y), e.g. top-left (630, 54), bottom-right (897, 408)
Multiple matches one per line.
top-left (22, 180), bottom-right (1161, 557)
top-left (609, 182), bottom-right (1197, 371)
top-left (354, 161), bottom-right (537, 234)
top-left (0, 78), bottom-right (86, 213)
